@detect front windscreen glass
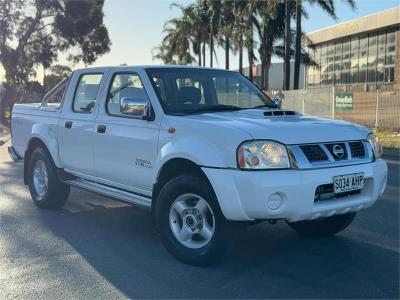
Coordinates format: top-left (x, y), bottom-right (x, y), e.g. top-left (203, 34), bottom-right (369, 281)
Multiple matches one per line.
top-left (146, 68), bottom-right (276, 115)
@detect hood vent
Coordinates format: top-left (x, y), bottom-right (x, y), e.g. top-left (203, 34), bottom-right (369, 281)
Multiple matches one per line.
top-left (263, 110), bottom-right (296, 117)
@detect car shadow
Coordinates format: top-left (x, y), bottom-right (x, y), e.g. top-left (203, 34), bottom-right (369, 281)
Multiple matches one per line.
top-left (32, 187), bottom-right (398, 299)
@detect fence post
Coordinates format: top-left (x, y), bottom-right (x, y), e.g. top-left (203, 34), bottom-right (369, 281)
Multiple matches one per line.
top-left (332, 86), bottom-right (335, 119)
top-left (375, 87), bottom-right (379, 129)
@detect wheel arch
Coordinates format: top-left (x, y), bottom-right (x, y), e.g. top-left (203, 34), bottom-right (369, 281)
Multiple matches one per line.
top-left (24, 137), bottom-right (57, 185)
top-left (151, 158), bottom-right (214, 221)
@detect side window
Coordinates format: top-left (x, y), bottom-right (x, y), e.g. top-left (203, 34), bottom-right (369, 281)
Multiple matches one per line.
top-left (73, 74), bottom-right (103, 113)
top-left (107, 73), bottom-right (149, 117)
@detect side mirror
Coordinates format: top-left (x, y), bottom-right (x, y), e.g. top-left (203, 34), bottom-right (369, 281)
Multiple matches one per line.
top-left (272, 97), bottom-right (282, 109)
top-left (120, 97), bottom-right (154, 120)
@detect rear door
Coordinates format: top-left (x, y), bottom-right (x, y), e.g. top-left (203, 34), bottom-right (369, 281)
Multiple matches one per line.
top-left (93, 71), bottom-right (160, 195)
top-left (58, 72), bottom-right (105, 176)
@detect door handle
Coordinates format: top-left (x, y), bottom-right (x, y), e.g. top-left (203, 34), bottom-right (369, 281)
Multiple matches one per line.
top-left (65, 121), bottom-right (72, 129)
top-left (97, 125), bottom-right (107, 134)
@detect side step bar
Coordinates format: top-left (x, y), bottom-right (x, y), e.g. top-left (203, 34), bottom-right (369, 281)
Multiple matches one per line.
top-left (64, 178), bottom-right (152, 208)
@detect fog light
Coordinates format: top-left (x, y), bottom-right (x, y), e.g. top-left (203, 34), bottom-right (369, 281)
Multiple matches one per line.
top-left (267, 193), bottom-right (283, 210)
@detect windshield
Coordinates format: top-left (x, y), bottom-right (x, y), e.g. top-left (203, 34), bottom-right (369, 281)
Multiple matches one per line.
top-left (146, 68), bottom-right (276, 115)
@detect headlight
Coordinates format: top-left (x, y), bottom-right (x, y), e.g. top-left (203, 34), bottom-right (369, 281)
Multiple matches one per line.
top-left (367, 133), bottom-right (382, 159)
top-left (237, 140), bottom-right (290, 169)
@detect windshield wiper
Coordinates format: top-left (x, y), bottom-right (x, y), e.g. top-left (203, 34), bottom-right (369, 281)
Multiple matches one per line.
top-left (185, 105), bottom-right (243, 115)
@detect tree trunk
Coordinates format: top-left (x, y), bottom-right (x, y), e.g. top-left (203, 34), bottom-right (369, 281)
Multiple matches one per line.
top-left (294, 1), bottom-right (302, 90)
top-left (260, 60), bottom-right (265, 90)
top-left (225, 36), bottom-right (230, 70)
top-left (239, 40), bottom-right (243, 74)
top-left (248, 48), bottom-right (253, 82)
top-left (202, 41), bottom-right (206, 67)
top-left (264, 59), bottom-right (270, 91)
top-left (43, 65), bottom-right (46, 86)
top-left (283, 0), bottom-right (291, 90)
top-left (198, 42), bottom-right (202, 66)
top-left (209, 33), bottom-right (214, 67)
top-left (0, 84), bottom-right (16, 126)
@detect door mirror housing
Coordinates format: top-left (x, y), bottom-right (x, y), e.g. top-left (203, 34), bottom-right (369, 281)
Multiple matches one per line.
top-left (120, 97), bottom-right (154, 120)
top-left (272, 96), bottom-right (282, 109)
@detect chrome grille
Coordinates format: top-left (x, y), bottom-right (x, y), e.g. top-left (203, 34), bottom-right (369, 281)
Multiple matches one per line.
top-left (349, 141), bottom-right (366, 158)
top-left (299, 145), bottom-right (328, 162)
top-left (288, 140), bottom-right (373, 169)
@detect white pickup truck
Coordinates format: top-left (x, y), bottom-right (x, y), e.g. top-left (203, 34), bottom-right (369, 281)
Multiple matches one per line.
top-left (9, 66), bottom-right (387, 265)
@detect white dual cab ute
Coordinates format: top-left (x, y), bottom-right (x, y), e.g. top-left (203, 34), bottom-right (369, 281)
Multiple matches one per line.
top-left (9, 66), bottom-right (387, 265)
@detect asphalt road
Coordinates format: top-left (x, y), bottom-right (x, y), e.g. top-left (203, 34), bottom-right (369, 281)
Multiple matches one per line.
top-left (0, 144), bottom-right (399, 299)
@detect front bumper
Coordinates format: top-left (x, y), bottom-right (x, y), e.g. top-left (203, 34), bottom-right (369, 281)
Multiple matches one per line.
top-left (202, 159), bottom-right (388, 222)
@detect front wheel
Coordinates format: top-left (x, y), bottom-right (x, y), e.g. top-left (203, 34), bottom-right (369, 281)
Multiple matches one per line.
top-left (155, 174), bottom-right (232, 266)
top-left (287, 212), bottom-right (357, 237)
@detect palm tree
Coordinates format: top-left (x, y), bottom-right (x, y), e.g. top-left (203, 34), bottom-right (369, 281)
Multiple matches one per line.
top-left (293, 0), bottom-right (356, 89)
top-left (198, 0), bottom-right (210, 66)
top-left (218, 0), bottom-right (235, 70)
top-left (242, 0), bottom-right (258, 82)
top-left (207, 0), bottom-right (221, 68)
top-left (283, 0), bottom-right (294, 90)
top-left (157, 15), bottom-right (195, 64)
top-left (153, 2), bottom-right (207, 66)
top-left (181, 3), bottom-right (205, 66)
top-left (232, 0), bottom-right (249, 74)
top-left (253, 0), bottom-right (285, 90)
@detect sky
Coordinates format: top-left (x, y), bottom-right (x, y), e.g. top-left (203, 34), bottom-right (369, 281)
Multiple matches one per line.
top-left (0, 0), bottom-right (399, 82)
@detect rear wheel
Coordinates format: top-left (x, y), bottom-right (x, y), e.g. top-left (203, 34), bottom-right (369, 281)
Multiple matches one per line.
top-left (155, 174), bottom-right (232, 266)
top-left (287, 212), bottom-right (357, 237)
top-left (28, 147), bottom-right (70, 209)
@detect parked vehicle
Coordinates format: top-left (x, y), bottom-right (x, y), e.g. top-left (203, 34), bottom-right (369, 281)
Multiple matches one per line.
top-left (8, 66), bottom-right (388, 265)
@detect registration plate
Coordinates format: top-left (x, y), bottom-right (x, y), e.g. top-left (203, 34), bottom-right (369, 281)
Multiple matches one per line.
top-left (333, 173), bottom-right (364, 194)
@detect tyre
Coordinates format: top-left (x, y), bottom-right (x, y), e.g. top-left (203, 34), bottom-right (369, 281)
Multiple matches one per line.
top-left (287, 212), bottom-right (357, 237)
top-left (155, 174), bottom-right (232, 266)
top-left (28, 147), bottom-right (70, 209)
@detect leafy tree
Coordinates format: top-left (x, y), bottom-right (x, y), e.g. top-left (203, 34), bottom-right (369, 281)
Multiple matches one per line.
top-left (43, 64), bottom-right (72, 92)
top-left (0, 0), bottom-right (111, 125)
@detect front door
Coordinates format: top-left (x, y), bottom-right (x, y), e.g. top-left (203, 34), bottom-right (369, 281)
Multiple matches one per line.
top-left (93, 72), bottom-right (159, 195)
top-left (59, 73), bottom-right (104, 176)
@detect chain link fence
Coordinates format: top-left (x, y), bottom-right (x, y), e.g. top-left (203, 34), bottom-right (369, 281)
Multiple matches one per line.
top-left (280, 85), bottom-right (400, 131)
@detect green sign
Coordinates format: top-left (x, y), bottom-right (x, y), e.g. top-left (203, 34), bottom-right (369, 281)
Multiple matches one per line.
top-left (335, 93), bottom-right (353, 110)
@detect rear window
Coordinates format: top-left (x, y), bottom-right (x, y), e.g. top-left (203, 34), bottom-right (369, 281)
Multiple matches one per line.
top-left (73, 74), bottom-right (103, 113)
